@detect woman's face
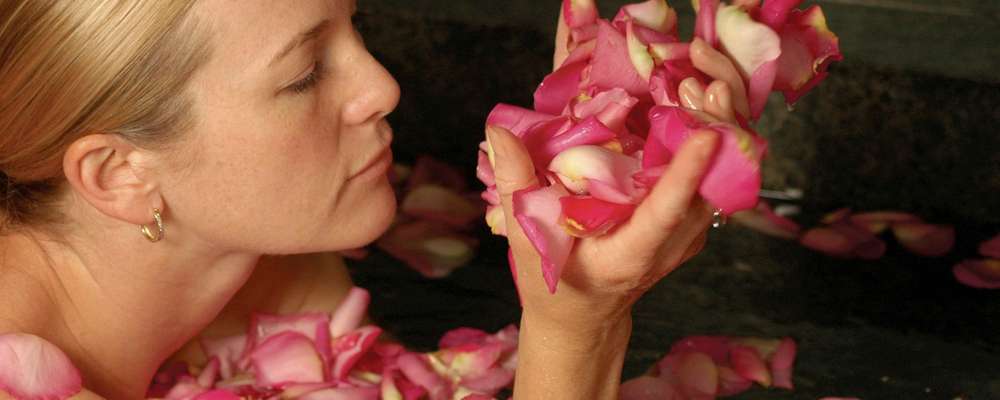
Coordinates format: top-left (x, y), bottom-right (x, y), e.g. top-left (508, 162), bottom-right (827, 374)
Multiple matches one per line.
top-left (161, 0), bottom-right (399, 254)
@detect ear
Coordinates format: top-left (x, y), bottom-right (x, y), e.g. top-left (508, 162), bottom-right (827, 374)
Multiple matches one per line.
top-left (63, 134), bottom-right (163, 226)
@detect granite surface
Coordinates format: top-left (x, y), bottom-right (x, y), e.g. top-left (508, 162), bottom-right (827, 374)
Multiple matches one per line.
top-left (347, 9), bottom-right (1000, 400)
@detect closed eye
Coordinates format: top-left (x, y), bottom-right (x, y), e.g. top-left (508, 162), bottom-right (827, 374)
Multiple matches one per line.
top-left (286, 61), bottom-right (326, 94)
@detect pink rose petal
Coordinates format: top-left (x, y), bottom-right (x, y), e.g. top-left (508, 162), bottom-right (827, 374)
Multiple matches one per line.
top-left (193, 389), bottom-right (241, 400)
top-left (979, 234), bottom-right (1000, 258)
top-left (376, 221), bottom-right (479, 278)
top-left (459, 367), bottom-right (515, 394)
top-left (401, 184), bottom-right (485, 228)
top-left (248, 313), bottom-right (332, 366)
top-left (589, 20), bottom-right (650, 96)
top-left (572, 88), bottom-right (640, 134)
top-left (249, 331), bottom-right (325, 387)
top-left (892, 222), bottom-right (955, 257)
top-left (729, 345), bottom-right (772, 387)
top-left (800, 227), bottom-right (855, 258)
top-left (716, 365), bottom-right (754, 396)
top-left (439, 328), bottom-right (491, 350)
top-left (773, 6), bottom-right (843, 105)
top-left (297, 387), bottom-right (380, 400)
top-left (616, 0), bottom-right (678, 34)
top-left (486, 104), bottom-right (558, 138)
top-left (330, 287), bottom-right (371, 339)
top-left (620, 376), bottom-right (682, 400)
top-left (693, 0), bottom-right (720, 46)
top-left (513, 185), bottom-right (574, 293)
top-left (769, 338), bottom-right (797, 389)
top-left (397, 353), bottom-right (452, 400)
top-left (953, 259), bottom-right (1000, 289)
top-left (672, 352), bottom-right (719, 400)
top-left (0, 334), bottom-right (83, 400)
top-left (731, 201), bottom-right (801, 239)
top-left (330, 326), bottom-right (383, 380)
top-left (407, 156), bottom-right (469, 193)
top-left (560, 195), bottom-right (637, 237)
top-left (534, 60), bottom-right (588, 115)
top-left (758, 0), bottom-right (803, 29)
top-left (848, 211), bottom-right (921, 234)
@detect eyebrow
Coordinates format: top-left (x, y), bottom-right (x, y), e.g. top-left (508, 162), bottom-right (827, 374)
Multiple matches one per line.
top-left (268, 19), bottom-right (331, 67)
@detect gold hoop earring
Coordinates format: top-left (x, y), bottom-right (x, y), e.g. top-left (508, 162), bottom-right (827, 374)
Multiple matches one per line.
top-left (140, 208), bottom-right (164, 243)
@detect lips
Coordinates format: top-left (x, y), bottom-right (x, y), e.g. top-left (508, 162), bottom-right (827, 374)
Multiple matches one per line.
top-left (349, 125), bottom-right (394, 180)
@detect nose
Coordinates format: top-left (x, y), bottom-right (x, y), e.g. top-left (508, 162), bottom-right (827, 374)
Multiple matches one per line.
top-left (340, 46), bottom-right (401, 126)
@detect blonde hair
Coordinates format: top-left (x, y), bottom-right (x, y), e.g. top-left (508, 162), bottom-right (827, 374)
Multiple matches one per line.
top-left (0, 0), bottom-right (210, 228)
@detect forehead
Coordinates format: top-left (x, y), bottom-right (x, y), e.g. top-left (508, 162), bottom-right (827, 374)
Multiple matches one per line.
top-left (193, 0), bottom-right (336, 71)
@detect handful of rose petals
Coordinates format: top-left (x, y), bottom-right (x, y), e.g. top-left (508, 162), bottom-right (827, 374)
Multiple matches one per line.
top-left (478, 0), bottom-right (841, 293)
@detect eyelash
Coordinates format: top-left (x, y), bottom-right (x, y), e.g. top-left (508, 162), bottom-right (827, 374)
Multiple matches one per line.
top-left (288, 61), bottom-right (326, 94)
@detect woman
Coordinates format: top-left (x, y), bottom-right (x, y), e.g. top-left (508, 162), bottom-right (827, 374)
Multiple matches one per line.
top-left (0, 0), bottom-right (743, 398)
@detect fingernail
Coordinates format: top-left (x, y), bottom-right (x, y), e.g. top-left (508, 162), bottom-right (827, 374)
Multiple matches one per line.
top-left (679, 78), bottom-right (705, 111)
top-left (486, 125), bottom-right (498, 170)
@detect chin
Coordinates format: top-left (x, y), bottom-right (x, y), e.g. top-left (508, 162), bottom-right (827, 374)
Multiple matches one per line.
top-left (326, 178), bottom-right (397, 251)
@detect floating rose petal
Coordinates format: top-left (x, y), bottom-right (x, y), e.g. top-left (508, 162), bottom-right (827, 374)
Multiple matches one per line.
top-left (330, 287), bottom-right (371, 339)
top-left (800, 227), bottom-right (855, 258)
top-left (376, 221), bottom-right (479, 279)
top-left (953, 259), bottom-right (1000, 289)
top-left (439, 328), bottom-right (490, 350)
top-left (331, 326), bottom-right (383, 380)
top-left (769, 338), bottom-right (797, 389)
top-left (671, 352), bottom-right (719, 400)
top-left (0, 333), bottom-right (83, 400)
top-left (732, 201), bottom-right (801, 239)
top-left (513, 185), bottom-right (574, 293)
top-left (407, 156), bottom-right (468, 193)
top-left (401, 184), bottom-right (484, 229)
top-left (979, 234), bottom-right (1000, 259)
top-left (249, 332), bottom-right (325, 387)
top-left (620, 376), bottom-right (682, 400)
top-left (193, 389), bottom-right (242, 400)
top-left (397, 353), bottom-right (452, 400)
top-left (297, 387), bottom-right (380, 400)
top-left (248, 313), bottom-right (332, 365)
top-left (729, 345), bottom-right (771, 387)
top-left (716, 365), bottom-right (754, 396)
top-left (484, 206), bottom-right (507, 236)
top-left (892, 222), bottom-right (955, 257)
top-left (848, 211), bottom-right (921, 234)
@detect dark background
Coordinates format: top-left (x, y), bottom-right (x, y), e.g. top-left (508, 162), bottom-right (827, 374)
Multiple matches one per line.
top-left (347, 1), bottom-right (1000, 398)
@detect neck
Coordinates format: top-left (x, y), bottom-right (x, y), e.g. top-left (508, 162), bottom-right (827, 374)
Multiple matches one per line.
top-left (10, 221), bottom-right (259, 398)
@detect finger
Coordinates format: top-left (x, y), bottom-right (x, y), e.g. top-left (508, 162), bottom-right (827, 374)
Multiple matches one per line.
top-left (690, 38), bottom-right (750, 118)
top-left (553, 8), bottom-right (571, 70)
top-left (678, 78), bottom-right (706, 111)
top-left (616, 129), bottom-right (720, 251)
top-left (704, 80), bottom-right (736, 123)
top-left (486, 126), bottom-right (541, 251)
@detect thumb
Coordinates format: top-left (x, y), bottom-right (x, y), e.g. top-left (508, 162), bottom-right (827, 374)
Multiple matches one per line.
top-left (486, 125), bottom-right (539, 201)
top-left (486, 125), bottom-right (540, 251)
